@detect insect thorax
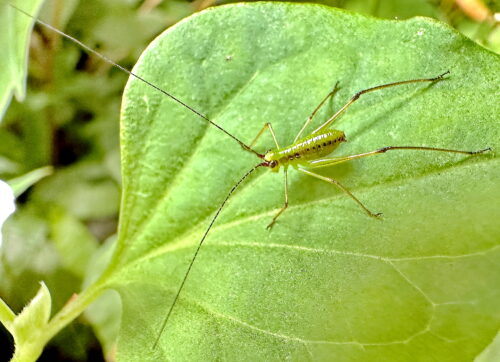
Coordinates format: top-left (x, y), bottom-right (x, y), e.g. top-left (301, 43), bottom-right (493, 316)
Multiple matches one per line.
top-left (265, 129), bottom-right (346, 170)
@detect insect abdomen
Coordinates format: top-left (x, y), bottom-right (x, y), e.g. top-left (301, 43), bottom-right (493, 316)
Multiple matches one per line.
top-left (273, 129), bottom-right (346, 166)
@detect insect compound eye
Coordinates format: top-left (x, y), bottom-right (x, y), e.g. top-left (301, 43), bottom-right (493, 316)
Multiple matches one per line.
top-left (270, 160), bottom-right (278, 168)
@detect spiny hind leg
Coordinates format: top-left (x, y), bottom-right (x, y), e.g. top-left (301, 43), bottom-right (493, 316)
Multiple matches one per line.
top-left (313, 71), bottom-right (450, 134)
top-left (267, 169), bottom-right (289, 229)
top-left (305, 146), bottom-right (492, 169)
top-left (298, 168), bottom-right (382, 218)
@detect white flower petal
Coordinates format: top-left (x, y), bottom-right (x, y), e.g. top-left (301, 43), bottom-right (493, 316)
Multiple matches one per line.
top-left (0, 180), bottom-right (16, 249)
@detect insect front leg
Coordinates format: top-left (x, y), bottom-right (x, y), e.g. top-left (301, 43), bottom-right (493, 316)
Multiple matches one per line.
top-left (267, 169), bottom-right (289, 229)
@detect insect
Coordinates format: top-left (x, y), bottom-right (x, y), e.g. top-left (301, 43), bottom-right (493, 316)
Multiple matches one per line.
top-left (12, 3), bottom-right (491, 352)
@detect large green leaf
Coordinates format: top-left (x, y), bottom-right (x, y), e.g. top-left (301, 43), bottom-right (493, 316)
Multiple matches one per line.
top-left (105, 3), bottom-right (499, 360)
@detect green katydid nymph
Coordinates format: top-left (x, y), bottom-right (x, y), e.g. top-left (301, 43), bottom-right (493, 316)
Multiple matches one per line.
top-left (12, 3), bottom-right (491, 352)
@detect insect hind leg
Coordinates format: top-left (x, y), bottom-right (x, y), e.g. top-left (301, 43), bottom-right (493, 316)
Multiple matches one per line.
top-left (312, 71), bottom-right (451, 135)
top-left (305, 146), bottom-right (492, 169)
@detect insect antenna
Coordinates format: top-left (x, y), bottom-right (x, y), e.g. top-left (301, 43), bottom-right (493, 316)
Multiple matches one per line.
top-left (10, 3), bottom-right (263, 158)
top-left (152, 161), bottom-right (268, 349)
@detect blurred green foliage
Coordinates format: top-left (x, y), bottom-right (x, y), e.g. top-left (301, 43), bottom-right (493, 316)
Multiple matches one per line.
top-left (0, 0), bottom-right (498, 360)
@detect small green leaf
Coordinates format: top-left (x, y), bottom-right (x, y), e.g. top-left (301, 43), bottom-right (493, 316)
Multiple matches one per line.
top-left (105, 3), bottom-right (499, 360)
top-left (7, 282), bottom-right (51, 362)
top-left (11, 281), bottom-right (51, 337)
top-left (7, 165), bottom-right (52, 197)
top-left (0, 296), bottom-right (16, 327)
top-left (0, 0), bottom-right (45, 119)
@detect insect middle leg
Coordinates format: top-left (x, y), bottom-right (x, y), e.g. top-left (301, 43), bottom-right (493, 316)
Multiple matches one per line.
top-left (298, 168), bottom-right (382, 218)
